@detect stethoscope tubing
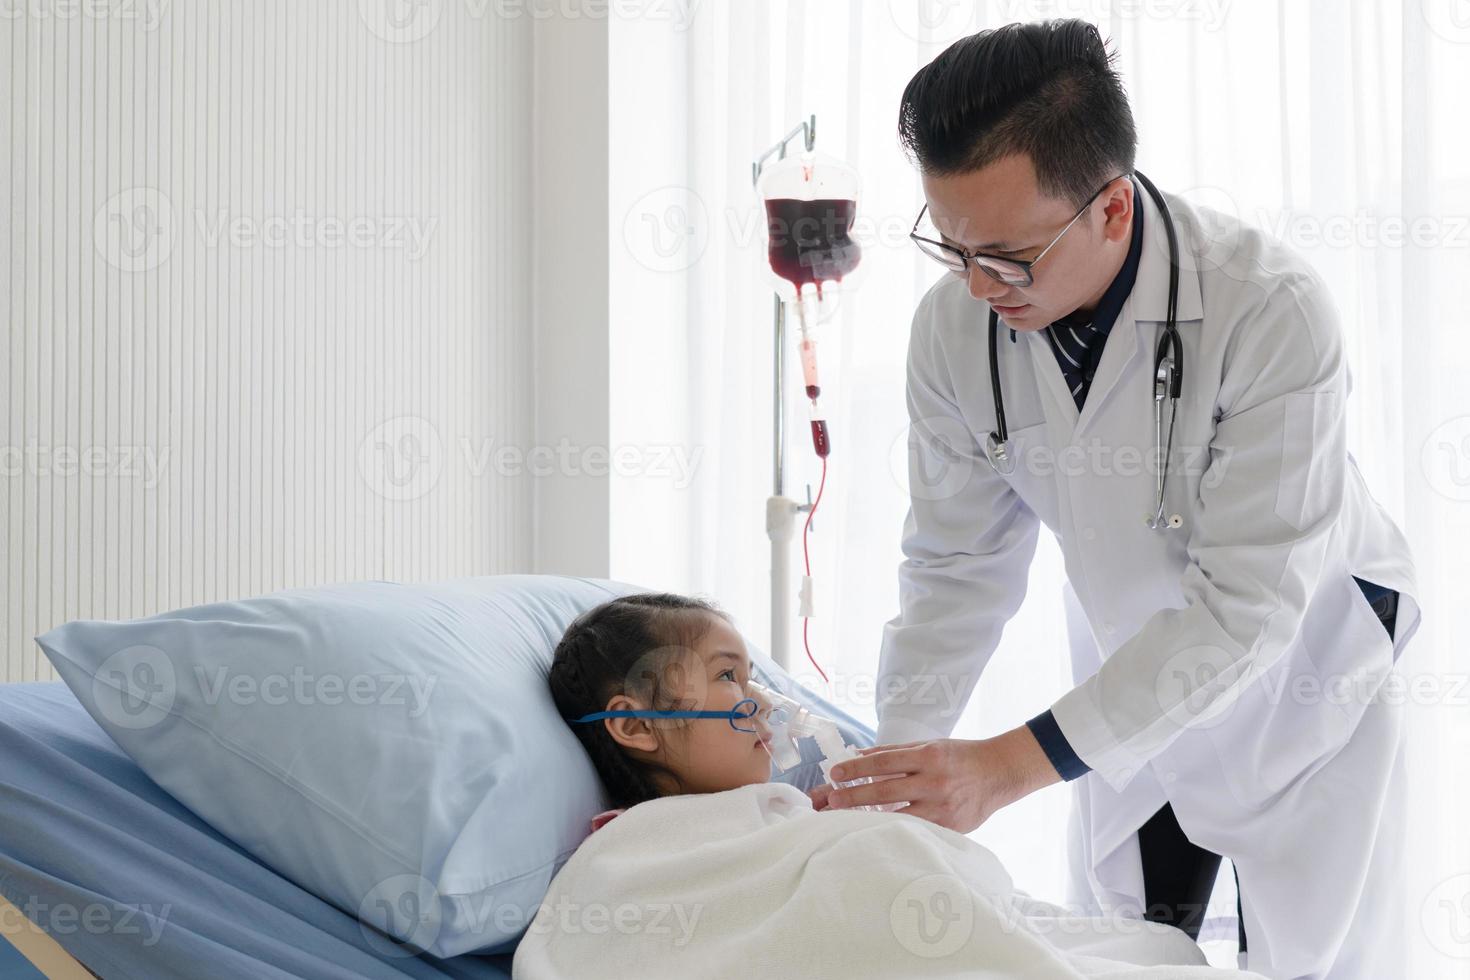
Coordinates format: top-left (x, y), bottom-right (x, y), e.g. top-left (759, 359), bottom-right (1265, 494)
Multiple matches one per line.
top-left (984, 170), bottom-right (1184, 529)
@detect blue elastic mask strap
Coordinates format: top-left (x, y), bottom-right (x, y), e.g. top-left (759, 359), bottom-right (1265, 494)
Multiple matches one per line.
top-left (572, 697), bottom-right (759, 733)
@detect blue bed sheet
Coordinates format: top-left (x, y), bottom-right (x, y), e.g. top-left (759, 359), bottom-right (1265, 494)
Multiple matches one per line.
top-left (0, 683), bottom-right (514, 980)
top-left (0, 934), bottom-right (45, 979)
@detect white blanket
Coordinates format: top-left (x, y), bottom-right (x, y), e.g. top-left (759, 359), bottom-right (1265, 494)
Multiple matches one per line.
top-left (512, 782), bottom-right (1267, 979)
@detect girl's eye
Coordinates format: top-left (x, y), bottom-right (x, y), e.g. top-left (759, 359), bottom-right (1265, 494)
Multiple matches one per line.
top-left (718, 668), bottom-right (739, 683)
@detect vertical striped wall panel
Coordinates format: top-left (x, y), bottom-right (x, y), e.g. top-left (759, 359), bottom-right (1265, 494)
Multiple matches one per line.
top-left (1, 1), bottom-right (534, 682)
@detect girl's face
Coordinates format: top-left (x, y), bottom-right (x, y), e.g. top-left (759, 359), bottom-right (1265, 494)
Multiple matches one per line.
top-left (605, 615), bottom-right (775, 795)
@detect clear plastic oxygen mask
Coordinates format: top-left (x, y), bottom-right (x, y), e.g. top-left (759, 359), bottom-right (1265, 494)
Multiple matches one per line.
top-left (746, 679), bottom-right (903, 813)
top-left (568, 677), bottom-right (902, 813)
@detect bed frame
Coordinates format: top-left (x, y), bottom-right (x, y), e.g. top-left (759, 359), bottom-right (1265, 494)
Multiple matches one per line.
top-left (0, 894), bottom-right (97, 979)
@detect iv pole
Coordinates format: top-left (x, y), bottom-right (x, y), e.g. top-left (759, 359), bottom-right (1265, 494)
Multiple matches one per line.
top-left (752, 115), bottom-right (817, 673)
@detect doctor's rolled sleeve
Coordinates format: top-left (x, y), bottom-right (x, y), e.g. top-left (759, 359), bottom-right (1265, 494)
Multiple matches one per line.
top-left (874, 287), bottom-right (1042, 747)
top-left (1050, 272), bottom-right (1350, 790)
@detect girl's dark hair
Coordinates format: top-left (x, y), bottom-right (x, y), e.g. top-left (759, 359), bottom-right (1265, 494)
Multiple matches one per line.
top-left (549, 593), bottom-right (732, 810)
top-left (898, 18), bottom-right (1136, 207)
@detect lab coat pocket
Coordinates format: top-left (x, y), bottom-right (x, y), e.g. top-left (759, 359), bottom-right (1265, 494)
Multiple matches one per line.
top-left (1203, 642), bottom-right (1357, 810)
top-left (1205, 578), bottom-right (1390, 809)
top-left (1317, 574), bottom-right (1397, 724)
top-left (998, 421), bottom-right (1058, 526)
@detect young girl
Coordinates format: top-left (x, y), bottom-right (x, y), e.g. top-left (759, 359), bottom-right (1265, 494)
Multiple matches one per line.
top-left (527, 594), bottom-right (1246, 980)
top-left (547, 593), bottom-right (776, 833)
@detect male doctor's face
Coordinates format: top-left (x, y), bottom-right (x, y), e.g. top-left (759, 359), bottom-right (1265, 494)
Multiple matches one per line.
top-left (920, 153), bottom-right (1134, 331)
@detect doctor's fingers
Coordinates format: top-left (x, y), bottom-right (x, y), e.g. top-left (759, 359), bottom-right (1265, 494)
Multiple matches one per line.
top-left (826, 771), bottom-right (920, 811)
top-left (831, 741), bottom-right (938, 784)
top-left (857, 740), bottom-right (927, 755)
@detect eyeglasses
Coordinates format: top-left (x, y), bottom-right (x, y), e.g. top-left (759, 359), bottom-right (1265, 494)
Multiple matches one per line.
top-left (909, 176), bottom-right (1123, 287)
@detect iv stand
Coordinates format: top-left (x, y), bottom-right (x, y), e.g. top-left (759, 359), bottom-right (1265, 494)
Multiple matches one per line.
top-left (752, 115), bottom-right (817, 673)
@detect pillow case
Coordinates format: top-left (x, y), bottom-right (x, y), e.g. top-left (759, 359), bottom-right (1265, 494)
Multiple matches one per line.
top-left (36, 574), bottom-right (873, 957)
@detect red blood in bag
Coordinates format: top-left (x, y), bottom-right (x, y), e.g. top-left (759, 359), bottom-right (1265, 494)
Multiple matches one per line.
top-left (764, 198), bottom-right (861, 293)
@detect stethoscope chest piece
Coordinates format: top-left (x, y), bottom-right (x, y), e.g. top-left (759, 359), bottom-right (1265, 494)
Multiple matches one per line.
top-left (984, 431), bottom-right (1016, 475)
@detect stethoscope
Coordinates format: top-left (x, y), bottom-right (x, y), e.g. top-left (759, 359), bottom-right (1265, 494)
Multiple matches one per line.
top-left (984, 170), bottom-right (1184, 532)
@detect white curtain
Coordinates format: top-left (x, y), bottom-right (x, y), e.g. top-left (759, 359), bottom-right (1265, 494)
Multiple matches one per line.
top-left (610, 3), bottom-right (1469, 972)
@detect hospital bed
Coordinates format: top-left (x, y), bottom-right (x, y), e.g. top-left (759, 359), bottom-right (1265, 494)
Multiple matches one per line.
top-left (0, 652), bottom-right (1241, 978)
top-left (0, 682), bottom-right (515, 979)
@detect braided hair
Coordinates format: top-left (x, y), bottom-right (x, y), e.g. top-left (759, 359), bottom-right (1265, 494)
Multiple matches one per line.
top-left (549, 593), bottom-right (732, 810)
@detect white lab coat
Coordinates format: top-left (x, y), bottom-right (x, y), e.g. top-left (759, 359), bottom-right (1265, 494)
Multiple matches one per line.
top-left (874, 182), bottom-right (1421, 980)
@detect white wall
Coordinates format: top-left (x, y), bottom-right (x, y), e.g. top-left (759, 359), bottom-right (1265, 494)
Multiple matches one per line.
top-left (532, 6), bottom-right (611, 579)
top-left (0, 1), bottom-right (537, 682)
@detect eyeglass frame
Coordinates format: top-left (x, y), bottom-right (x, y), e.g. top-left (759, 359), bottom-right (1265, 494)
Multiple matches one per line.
top-left (908, 175), bottom-right (1126, 287)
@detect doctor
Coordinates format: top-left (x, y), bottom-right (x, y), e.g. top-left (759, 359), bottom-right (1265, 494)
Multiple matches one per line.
top-left (807, 19), bottom-right (1421, 980)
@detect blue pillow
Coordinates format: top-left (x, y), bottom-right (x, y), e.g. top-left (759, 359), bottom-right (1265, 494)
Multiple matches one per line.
top-left (36, 575), bottom-right (872, 957)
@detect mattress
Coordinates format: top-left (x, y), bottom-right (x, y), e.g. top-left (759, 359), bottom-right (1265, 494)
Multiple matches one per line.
top-left (0, 682), bottom-right (514, 980)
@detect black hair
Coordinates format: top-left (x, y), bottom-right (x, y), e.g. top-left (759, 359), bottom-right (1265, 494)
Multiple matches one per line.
top-left (898, 19), bottom-right (1136, 206)
top-left (548, 593), bottom-right (733, 810)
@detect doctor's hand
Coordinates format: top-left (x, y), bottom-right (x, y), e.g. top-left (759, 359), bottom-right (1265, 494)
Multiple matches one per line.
top-left (806, 725), bottom-right (1062, 834)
